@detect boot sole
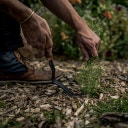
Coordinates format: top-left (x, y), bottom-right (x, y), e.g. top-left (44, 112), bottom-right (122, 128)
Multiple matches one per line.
top-left (0, 74), bottom-right (63, 85)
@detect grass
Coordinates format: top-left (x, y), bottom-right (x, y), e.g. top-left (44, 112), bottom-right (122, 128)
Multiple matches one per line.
top-left (76, 58), bottom-right (103, 98)
top-left (93, 96), bottom-right (128, 117)
top-left (75, 58), bottom-right (128, 127)
top-left (43, 110), bottom-right (66, 126)
top-left (0, 101), bottom-right (7, 109)
top-left (0, 120), bottom-right (23, 128)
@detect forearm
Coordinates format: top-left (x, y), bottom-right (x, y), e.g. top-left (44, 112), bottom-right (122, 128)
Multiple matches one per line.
top-left (41, 0), bottom-right (86, 31)
top-left (0, 0), bottom-right (32, 23)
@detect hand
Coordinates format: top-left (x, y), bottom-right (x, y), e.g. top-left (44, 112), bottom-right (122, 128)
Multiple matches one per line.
top-left (76, 24), bottom-right (100, 61)
top-left (20, 13), bottom-right (53, 58)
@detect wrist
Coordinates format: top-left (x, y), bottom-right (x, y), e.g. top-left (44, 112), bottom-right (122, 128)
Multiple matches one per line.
top-left (20, 10), bottom-right (34, 24)
top-left (74, 20), bottom-right (89, 32)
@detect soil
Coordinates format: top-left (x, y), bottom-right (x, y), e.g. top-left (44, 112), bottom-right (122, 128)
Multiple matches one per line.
top-left (0, 58), bottom-right (128, 128)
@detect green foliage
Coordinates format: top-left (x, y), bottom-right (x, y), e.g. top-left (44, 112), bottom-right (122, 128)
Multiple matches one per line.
top-left (93, 97), bottom-right (128, 117)
top-left (51, 19), bottom-right (80, 59)
top-left (21, 0), bottom-right (128, 60)
top-left (113, 36), bottom-right (128, 59)
top-left (76, 58), bottom-right (103, 98)
top-left (43, 110), bottom-right (65, 125)
top-left (79, 0), bottom-right (128, 60)
top-left (112, 0), bottom-right (128, 7)
top-left (45, 0), bottom-right (128, 59)
top-left (0, 101), bottom-right (6, 108)
top-left (0, 120), bottom-right (23, 128)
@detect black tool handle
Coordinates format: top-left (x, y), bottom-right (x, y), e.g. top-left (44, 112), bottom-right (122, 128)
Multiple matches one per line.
top-left (49, 60), bottom-right (55, 81)
top-left (49, 59), bottom-right (76, 97)
top-left (53, 79), bottom-right (76, 97)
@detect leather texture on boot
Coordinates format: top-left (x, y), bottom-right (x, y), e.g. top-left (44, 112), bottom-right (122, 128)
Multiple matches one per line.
top-left (0, 51), bottom-right (62, 84)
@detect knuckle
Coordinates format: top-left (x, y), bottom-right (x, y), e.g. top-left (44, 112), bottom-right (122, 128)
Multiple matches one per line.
top-left (45, 30), bottom-right (52, 38)
top-left (43, 30), bottom-right (48, 36)
top-left (42, 19), bottom-right (47, 24)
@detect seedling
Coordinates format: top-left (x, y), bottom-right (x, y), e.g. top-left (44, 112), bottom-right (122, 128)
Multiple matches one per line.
top-left (76, 58), bottom-right (103, 98)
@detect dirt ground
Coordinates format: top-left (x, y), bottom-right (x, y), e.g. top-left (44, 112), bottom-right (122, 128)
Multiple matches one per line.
top-left (0, 58), bottom-right (128, 128)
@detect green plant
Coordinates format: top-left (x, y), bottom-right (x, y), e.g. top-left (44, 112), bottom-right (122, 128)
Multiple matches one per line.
top-left (0, 101), bottom-right (6, 108)
top-left (113, 0), bottom-right (128, 7)
top-left (113, 36), bottom-right (128, 59)
top-left (76, 58), bottom-right (103, 98)
top-left (0, 120), bottom-right (23, 128)
top-left (20, 0), bottom-right (128, 60)
top-left (93, 97), bottom-right (128, 117)
top-left (43, 110), bottom-right (65, 125)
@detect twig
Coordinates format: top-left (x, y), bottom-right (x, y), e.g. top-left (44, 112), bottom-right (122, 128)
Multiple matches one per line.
top-left (74, 99), bottom-right (89, 116)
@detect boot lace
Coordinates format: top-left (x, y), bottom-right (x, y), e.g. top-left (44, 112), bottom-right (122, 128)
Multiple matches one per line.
top-left (16, 50), bottom-right (32, 65)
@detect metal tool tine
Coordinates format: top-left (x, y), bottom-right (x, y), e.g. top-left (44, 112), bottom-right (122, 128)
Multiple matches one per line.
top-left (53, 79), bottom-right (76, 97)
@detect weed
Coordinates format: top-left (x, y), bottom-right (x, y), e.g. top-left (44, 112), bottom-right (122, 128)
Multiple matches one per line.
top-left (43, 110), bottom-right (65, 125)
top-left (0, 120), bottom-right (23, 128)
top-left (76, 58), bottom-right (103, 98)
top-left (0, 101), bottom-right (7, 109)
top-left (93, 96), bottom-right (128, 117)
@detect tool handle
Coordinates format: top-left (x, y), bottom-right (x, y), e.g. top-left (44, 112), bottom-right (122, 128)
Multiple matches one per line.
top-left (48, 59), bottom-right (55, 81)
top-left (48, 57), bottom-right (76, 98)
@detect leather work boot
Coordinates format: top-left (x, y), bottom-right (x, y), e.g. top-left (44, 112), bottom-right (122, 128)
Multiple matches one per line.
top-left (0, 50), bottom-right (62, 84)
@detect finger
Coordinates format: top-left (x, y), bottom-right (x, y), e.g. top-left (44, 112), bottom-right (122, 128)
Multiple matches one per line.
top-left (45, 47), bottom-right (53, 58)
top-left (96, 43), bottom-right (99, 51)
top-left (79, 44), bottom-right (89, 61)
top-left (95, 37), bottom-right (100, 48)
top-left (91, 47), bottom-right (98, 57)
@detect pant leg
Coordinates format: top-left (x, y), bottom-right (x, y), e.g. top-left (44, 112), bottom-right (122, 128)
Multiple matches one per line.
top-left (0, 51), bottom-right (27, 74)
top-left (0, 13), bottom-right (27, 74)
top-left (0, 13), bottom-right (24, 51)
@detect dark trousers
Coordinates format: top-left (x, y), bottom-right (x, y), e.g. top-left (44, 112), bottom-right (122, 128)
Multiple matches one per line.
top-left (0, 13), bottom-right (23, 51)
top-left (0, 13), bottom-right (27, 74)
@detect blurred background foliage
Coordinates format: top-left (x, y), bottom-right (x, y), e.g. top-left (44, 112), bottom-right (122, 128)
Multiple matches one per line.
top-left (21, 0), bottom-right (128, 60)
